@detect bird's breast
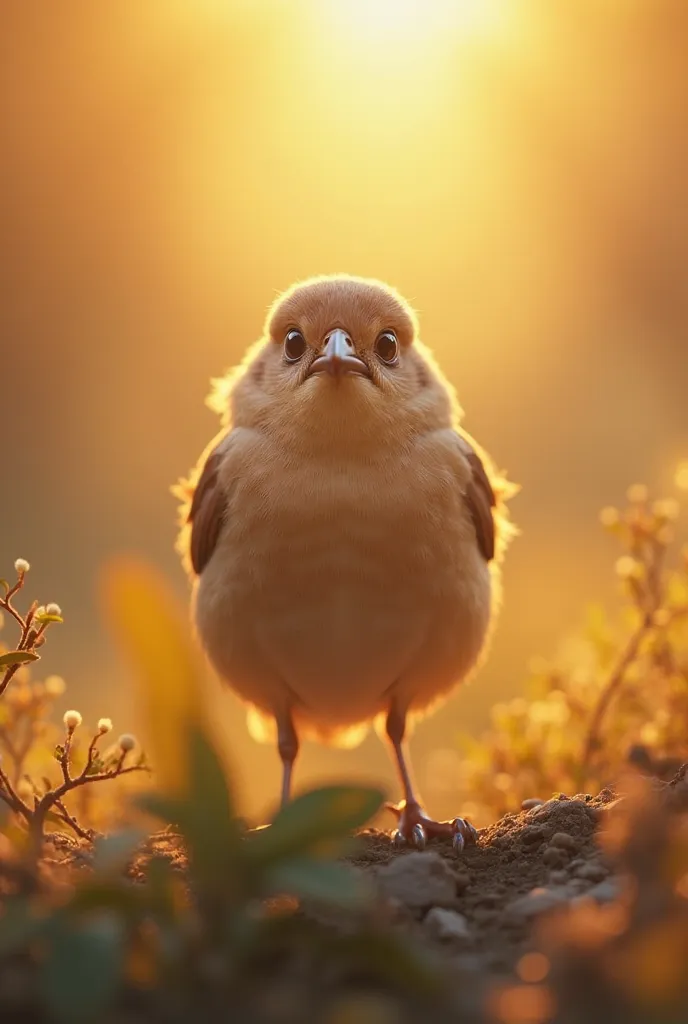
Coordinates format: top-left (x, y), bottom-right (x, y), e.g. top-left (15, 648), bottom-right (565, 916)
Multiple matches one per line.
top-left (195, 445), bottom-right (491, 725)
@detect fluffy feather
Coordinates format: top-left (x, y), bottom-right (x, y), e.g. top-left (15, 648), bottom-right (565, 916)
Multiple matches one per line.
top-left (175, 274), bottom-right (516, 751)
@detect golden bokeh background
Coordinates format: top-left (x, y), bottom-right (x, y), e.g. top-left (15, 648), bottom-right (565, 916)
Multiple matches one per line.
top-left (2, 0), bottom-right (687, 821)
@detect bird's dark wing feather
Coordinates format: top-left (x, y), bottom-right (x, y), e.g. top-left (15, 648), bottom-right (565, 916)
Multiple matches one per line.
top-left (188, 448), bottom-right (227, 575)
top-left (456, 434), bottom-right (496, 562)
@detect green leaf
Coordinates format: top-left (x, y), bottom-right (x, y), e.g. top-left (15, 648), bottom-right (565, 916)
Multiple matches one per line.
top-left (137, 727), bottom-right (241, 888)
top-left (0, 578), bottom-right (10, 593)
top-left (86, 756), bottom-right (105, 776)
top-left (34, 612), bottom-right (63, 624)
top-left (40, 915), bottom-right (125, 1023)
top-left (0, 898), bottom-right (48, 955)
top-left (135, 792), bottom-right (187, 827)
top-left (268, 858), bottom-right (374, 908)
top-left (0, 650), bottom-right (39, 668)
top-left (251, 785), bottom-right (385, 863)
top-left (68, 881), bottom-right (144, 917)
top-left (182, 726), bottom-right (241, 881)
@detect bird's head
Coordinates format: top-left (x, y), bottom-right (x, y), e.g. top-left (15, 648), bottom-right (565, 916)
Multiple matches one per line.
top-left (222, 275), bottom-right (457, 448)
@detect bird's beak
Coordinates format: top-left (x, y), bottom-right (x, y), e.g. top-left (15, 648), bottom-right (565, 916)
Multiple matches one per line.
top-left (306, 329), bottom-right (370, 379)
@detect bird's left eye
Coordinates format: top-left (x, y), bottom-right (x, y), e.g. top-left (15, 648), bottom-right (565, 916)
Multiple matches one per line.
top-left (375, 330), bottom-right (399, 365)
top-left (284, 329), bottom-right (307, 362)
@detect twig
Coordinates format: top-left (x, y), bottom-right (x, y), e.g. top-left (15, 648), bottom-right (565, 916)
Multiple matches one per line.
top-left (583, 541), bottom-right (666, 764)
top-left (0, 764), bottom-right (32, 822)
top-left (54, 799), bottom-right (96, 842)
top-left (28, 763), bottom-right (149, 854)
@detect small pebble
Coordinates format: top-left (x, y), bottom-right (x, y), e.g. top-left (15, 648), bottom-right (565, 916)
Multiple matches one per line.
top-left (543, 847), bottom-right (564, 867)
top-left (588, 879), bottom-right (620, 903)
top-left (549, 870), bottom-right (569, 885)
top-left (549, 832), bottom-right (577, 851)
top-left (521, 826), bottom-right (547, 846)
top-left (506, 887), bottom-right (569, 919)
top-left (424, 907), bottom-right (472, 944)
top-left (566, 878), bottom-right (589, 895)
top-left (521, 798), bottom-right (544, 811)
top-left (375, 852), bottom-right (458, 911)
top-left (574, 862), bottom-right (608, 883)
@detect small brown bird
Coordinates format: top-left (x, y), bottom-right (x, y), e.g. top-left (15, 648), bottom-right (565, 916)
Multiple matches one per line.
top-left (176, 275), bottom-right (515, 850)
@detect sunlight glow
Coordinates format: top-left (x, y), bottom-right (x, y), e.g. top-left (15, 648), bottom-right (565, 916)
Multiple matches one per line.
top-left (675, 461), bottom-right (688, 492)
top-left (326, 0), bottom-right (501, 43)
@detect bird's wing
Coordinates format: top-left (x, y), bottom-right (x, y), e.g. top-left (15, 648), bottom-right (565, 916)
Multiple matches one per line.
top-left (187, 442), bottom-right (228, 575)
top-left (455, 433), bottom-right (497, 563)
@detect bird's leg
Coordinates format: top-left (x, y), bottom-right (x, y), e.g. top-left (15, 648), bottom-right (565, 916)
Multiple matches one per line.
top-left (385, 701), bottom-right (478, 854)
top-left (276, 708), bottom-right (299, 809)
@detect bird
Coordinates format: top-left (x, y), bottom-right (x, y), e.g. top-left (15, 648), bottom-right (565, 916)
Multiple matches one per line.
top-left (175, 274), bottom-right (516, 851)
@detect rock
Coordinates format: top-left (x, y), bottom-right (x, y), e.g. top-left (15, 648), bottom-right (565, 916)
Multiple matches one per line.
top-left (375, 852), bottom-right (458, 911)
top-left (533, 798), bottom-right (588, 821)
top-left (425, 907), bottom-right (472, 943)
top-left (521, 798), bottom-right (544, 811)
top-left (549, 870), bottom-right (569, 885)
top-left (543, 847), bottom-right (564, 867)
top-left (549, 832), bottom-right (577, 851)
top-left (506, 887), bottom-right (569, 919)
top-left (588, 879), bottom-right (620, 903)
top-left (574, 861), bottom-right (608, 883)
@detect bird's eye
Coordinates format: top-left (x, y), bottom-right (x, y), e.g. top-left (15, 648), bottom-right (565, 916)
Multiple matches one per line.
top-left (284, 329), bottom-right (307, 362)
top-left (375, 330), bottom-right (399, 365)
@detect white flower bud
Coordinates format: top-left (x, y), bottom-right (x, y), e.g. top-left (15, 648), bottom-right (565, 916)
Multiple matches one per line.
top-left (44, 675), bottom-right (66, 696)
top-left (34, 606), bottom-right (46, 619)
top-left (45, 602), bottom-right (62, 616)
top-left (615, 556), bottom-right (643, 581)
top-left (599, 506), bottom-right (620, 528)
top-left (63, 709), bottom-right (82, 731)
top-left (117, 733), bottom-right (136, 753)
top-left (97, 717), bottom-right (113, 735)
top-left (14, 559), bottom-right (30, 574)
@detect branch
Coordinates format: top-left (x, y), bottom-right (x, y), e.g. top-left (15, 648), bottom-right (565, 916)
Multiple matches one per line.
top-left (583, 541), bottom-right (667, 764)
top-left (54, 799), bottom-right (97, 842)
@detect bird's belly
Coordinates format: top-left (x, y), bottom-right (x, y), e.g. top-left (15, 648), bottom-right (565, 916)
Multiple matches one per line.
top-left (195, 467), bottom-right (492, 730)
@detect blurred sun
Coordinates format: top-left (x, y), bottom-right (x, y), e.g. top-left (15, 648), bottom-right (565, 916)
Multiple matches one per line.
top-left (326, 0), bottom-right (501, 42)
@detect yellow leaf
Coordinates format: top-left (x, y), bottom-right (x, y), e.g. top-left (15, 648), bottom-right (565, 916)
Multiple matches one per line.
top-left (100, 558), bottom-right (205, 794)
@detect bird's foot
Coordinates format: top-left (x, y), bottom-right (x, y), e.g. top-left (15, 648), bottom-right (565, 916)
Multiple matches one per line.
top-left (386, 800), bottom-right (478, 854)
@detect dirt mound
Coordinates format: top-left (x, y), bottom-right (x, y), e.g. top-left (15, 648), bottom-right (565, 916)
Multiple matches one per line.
top-left (344, 790), bottom-right (617, 977)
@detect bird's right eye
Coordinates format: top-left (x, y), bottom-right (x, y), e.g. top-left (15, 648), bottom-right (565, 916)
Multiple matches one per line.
top-left (284, 329), bottom-right (307, 362)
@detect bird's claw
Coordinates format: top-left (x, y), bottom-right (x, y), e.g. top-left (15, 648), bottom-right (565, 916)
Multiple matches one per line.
top-left (451, 817), bottom-right (478, 854)
top-left (392, 823), bottom-right (426, 850)
top-left (411, 823), bottom-right (426, 850)
top-left (387, 802), bottom-right (477, 855)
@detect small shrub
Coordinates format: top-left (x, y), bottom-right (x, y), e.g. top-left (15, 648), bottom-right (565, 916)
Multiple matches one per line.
top-left (0, 559), bottom-right (147, 851)
top-left (458, 484), bottom-right (688, 825)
